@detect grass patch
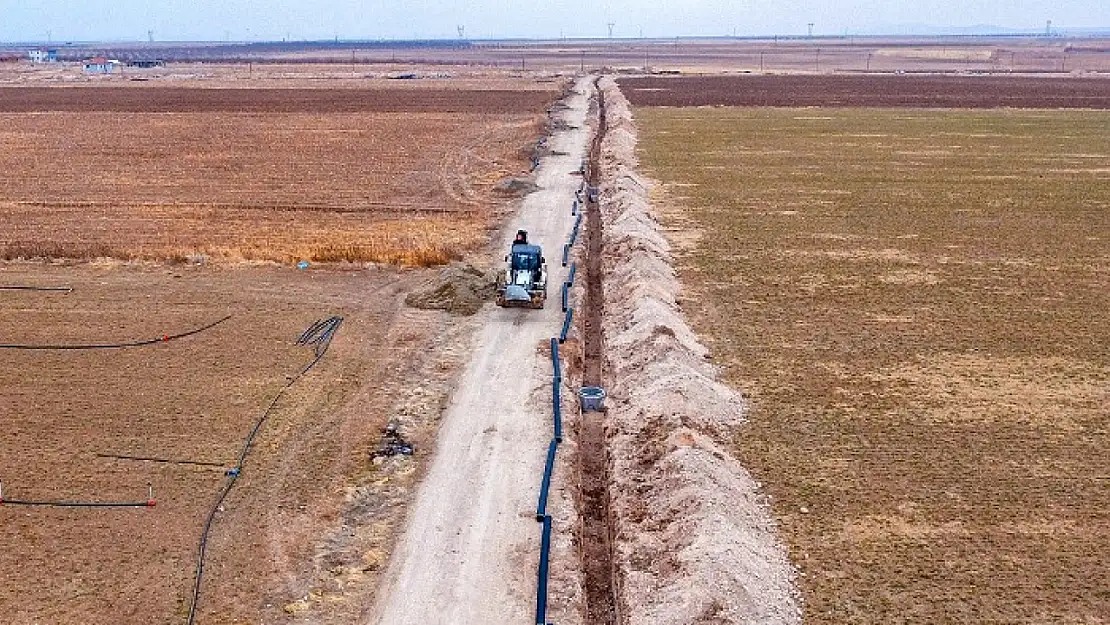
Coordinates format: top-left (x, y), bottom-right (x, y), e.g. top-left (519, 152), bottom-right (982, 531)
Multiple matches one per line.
top-left (637, 107), bottom-right (1110, 624)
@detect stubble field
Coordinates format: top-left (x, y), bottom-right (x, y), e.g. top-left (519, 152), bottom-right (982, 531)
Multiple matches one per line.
top-left (633, 95), bottom-right (1110, 623)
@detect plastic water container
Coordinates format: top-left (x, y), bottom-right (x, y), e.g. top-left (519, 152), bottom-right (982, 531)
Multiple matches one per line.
top-left (578, 386), bottom-right (606, 412)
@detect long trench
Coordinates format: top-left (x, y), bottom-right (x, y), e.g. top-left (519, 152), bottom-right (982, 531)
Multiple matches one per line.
top-left (576, 76), bottom-right (620, 625)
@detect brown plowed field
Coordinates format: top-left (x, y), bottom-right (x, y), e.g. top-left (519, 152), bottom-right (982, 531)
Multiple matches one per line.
top-left (0, 85), bottom-right (559, 264)
top-left (620, 74), bottom-right (1110, 108)
top-left (0, 263), bottom-right (467, 625)
top-left (0, 87), bottom-right (554, 113)
top-left (0, 75), bottom-right (559, 625)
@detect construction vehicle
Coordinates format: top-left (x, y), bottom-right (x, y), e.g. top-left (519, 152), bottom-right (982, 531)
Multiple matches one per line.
top-left (496, 230), bottom-right (548, 309)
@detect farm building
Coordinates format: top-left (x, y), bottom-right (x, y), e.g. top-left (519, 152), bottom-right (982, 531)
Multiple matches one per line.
top-left (28, 49), bottom-right (58, 63)
top-left (83, 57), bottom-right (118, 74)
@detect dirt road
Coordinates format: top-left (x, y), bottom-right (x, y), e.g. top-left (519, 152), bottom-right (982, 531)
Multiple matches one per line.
top-left (366, 77), bottom-right (592, 624)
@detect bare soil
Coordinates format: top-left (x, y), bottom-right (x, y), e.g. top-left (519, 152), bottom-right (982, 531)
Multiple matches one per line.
top-left (0, 86), bottom-right (558, 264)
top-left (365, 76), bottom-right (592, 625)
top-left (0, 87), bottom-right (554, 113)
top-left (620, 74), bottom-right (1110, 108)
top-left (0, 262), bottom-right (466, 625)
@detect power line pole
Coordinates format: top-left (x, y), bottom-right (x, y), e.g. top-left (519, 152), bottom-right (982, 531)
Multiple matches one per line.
top-left (608, 22), bottom-right (615, 39)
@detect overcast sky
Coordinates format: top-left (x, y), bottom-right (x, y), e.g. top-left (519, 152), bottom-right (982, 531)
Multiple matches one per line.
top-left (2, 0), bottom-right (1108, 42)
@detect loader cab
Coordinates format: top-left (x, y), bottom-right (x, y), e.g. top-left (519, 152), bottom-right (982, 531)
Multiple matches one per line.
top-left (509, 244), bottom-right (544, 273)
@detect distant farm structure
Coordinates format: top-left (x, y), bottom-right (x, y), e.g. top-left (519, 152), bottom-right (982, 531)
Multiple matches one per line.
top-left (83, 56), bottom-right (118, 74)
top-left (28, 49), bottom-right (58, 63)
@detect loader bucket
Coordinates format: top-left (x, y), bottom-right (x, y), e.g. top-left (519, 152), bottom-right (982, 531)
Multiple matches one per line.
top-left (504, 284), bottom-right (531, 302)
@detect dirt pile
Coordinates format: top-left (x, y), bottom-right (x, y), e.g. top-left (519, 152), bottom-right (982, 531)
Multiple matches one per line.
top-left (403, 262), bottom-right (495, 315)
top-left (494, 176), bottom-right (540, 196)
top-left (594, 76), bottom-right (801, 624)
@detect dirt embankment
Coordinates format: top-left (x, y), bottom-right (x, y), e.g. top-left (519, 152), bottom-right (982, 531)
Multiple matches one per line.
top-left (593, 76), bottom-right (801, 624)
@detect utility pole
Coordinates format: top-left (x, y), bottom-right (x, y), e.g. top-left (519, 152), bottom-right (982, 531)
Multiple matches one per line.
top-left (866, 51), bottom-right (872, 71)
top-left (608, 22), bottom-right (615, 39)
top-left (815, 48), bottom-right (821, 72)
top-left (581, 49), bottom-right (586, 73)
top-left (808, 23), bottom-right (814, 38)
top-left (760, 50), bottom-right (765, 72)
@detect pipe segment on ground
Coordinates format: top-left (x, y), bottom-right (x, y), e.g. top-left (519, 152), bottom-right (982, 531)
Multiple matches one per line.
top-left (559, 308), bottom-right (573, 344)
top-left (535, 514), bottom-right (554, 625)
top-left (536, 439), bottom-right (558, 521)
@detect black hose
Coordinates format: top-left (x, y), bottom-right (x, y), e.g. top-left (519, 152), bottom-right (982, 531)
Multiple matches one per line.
top-left (1, 499), bottom-right (153, 507)
top-left (0, 314), bottom-right (232, 350)
top-left (96, 453), bottom-right (226, 468)
top-left (0, 285), bottom-right (72, 292)
top-left (186, 316), bottom-right (342, 625)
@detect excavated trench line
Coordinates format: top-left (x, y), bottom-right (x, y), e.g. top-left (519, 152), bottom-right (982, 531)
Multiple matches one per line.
top-left (576, 75), bottom-right (620, 625)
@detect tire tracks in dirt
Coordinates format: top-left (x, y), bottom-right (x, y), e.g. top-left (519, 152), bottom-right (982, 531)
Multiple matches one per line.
top-left (365, 77), bottom-right (594, 625)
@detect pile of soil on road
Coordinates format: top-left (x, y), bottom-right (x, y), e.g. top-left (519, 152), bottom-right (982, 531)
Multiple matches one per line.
top-left (494, 176), bottom-right (540, 196)
top-left (594, 76), bottom-right (802, 624)
top-left (404, 262), bottom-right (496, 315)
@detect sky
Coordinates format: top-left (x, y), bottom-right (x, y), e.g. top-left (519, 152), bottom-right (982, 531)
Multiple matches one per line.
top-left (1, 0), bottom-right (1108, 42)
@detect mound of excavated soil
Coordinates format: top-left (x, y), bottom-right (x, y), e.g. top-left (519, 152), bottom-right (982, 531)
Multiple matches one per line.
top-left (595, 77), bottom-right (802, 624)
top-left (404, 262), bottom-right (495, 315)
top-left (494, 176), bottom-right (540, 196)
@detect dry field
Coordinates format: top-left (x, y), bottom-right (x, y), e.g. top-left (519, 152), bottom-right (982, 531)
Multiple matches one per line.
top-left (0, 262), bottom-right (472, 625)
top-left (0, 74), bottom-right (561, 624)
top-left (5, 37), bottom-right (1110, 74)
top-left (634, 101), bottom-right (1110, 623)
top-left (0, 84), bottom-right (559, 265)
top-left (621, 74), bottom-right (1110, 108)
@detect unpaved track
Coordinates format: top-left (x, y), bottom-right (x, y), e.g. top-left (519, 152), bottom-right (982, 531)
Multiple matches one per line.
top-left (366, 77), bottom-right (593, 625)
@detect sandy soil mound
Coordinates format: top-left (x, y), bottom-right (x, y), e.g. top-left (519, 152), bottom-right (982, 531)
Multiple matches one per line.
top-left (595, 76), bottom-right (802, 624)
top-left (403, 262), bottom-right (495, 315)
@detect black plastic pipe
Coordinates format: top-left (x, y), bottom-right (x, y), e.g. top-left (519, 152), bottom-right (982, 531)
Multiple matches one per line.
top-left (535, 514), bottom-right (553, 625)
top-left (559, 308), bottom-right (573, 344)
top-left (536, 439), bottom-right (558, 521)
top-left (550, 338), bottom-right (561, 381)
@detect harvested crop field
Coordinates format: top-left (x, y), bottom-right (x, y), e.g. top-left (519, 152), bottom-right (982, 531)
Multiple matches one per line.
top-left (0, 262), bottom-right (469, 625)
top-left (0, 84), bottom-right (559, 264)
top-left (621, 75), bottom-right (1110, 109)
top-left (635, 105), bottom-right (1110, 623)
